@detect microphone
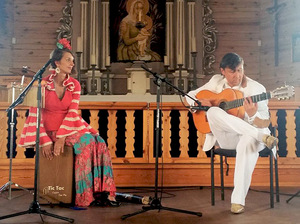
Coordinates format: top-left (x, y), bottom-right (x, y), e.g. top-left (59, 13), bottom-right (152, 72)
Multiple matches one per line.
top-left (189, 105), bottom-right (210, 111)
top-left (189, 100), bottom-right (210, 111)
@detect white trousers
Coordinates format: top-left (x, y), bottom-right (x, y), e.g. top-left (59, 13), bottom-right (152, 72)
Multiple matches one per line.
top-left (206, 107), bottom-right (266, 205)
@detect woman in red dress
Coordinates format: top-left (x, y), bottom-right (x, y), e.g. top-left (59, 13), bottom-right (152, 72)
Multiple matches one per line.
top-left (19, 39), bottom-right (119, 207)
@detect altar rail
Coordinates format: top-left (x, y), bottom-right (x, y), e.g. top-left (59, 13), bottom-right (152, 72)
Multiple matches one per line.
top-left (1, 100), bottom-right (300, 188)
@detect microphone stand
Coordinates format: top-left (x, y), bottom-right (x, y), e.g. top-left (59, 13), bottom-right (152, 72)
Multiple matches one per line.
top-left (121, 65), bottom-right (202, 220)
top-left (0, 59), bottom-right (74, 223)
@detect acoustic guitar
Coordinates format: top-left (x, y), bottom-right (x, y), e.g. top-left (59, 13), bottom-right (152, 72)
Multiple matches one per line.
top-left (192, 85), bottom-right (295, 134)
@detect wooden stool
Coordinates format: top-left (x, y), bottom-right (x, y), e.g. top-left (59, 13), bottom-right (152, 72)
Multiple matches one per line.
top-left (39, 146), bottom-right (74, 204)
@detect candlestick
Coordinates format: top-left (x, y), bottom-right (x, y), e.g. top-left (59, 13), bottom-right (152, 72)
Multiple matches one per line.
top-left (191, 51), bottom-right (198, 89)
top-left (89, 64), bottom-right (97, 95)
top-left (76, 51), bottom-right (83, 91)
top-left (178, 64), bottom-right (184, 90)
top-left (164, 65), bottom-right (170, 94)
top-left (101, 65), bottom-right (111, 95)
top-left (138, 11), bottom-right (141, 21)
top-left (77, 36), bottom-right (83, 52)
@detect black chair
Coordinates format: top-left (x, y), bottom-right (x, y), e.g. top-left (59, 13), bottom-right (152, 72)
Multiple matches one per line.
top-left (210, 125), bottom-right (280, 208)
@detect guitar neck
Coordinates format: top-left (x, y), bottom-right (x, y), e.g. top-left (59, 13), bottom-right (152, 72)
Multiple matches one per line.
top-left (226, 92), bottom-right (271, 110)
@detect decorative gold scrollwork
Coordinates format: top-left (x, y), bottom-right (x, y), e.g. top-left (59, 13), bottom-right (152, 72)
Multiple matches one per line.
top-left (202, 0), bottom-right (217, 76)
top-left (56, 0), bottom-right (73, 41)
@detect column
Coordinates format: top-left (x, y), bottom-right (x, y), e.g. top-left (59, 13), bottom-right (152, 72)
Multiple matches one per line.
top-left (102, 1), bottom-right (110, 70)
top-left (175, 0), bottom-right (188, 92)
top-left (90, 0), bottom-right (99, 68)
top-left (188, 1), bottom-right (196, 70)
top-left (166, 1), bottom-right (174, 69)
top-left (176, 0), bottom-right (185, 68)
top-left (80, 1), bottom-right (88, 69)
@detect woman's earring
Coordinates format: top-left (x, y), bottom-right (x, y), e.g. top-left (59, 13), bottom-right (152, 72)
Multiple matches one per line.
top-left (55, 67), bottom-right (60, 74)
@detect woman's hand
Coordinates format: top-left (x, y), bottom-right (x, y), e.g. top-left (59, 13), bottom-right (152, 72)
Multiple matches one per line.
top-left (42, 144), bottom-right (54, 160)
top-left (53, 137), bottom-right (66, 156)
top-left (244, 96), bottom-right (257, 117)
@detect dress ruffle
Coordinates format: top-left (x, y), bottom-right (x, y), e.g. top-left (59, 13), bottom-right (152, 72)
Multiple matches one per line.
top-left (46, 72), bottom-right (75, 92)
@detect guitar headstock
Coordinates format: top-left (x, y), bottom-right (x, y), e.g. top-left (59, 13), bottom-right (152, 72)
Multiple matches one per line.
top-left (271, 85), bottom-right (295, 100)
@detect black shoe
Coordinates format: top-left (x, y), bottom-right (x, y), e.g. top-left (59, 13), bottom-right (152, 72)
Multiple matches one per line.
top-left (91, 200), bottom-right (105, 206)
top-left (106, 199), bottom-right (121, 207)
top-left (91, 199), bottom-right (121, 207)
top-left (93, 192), bottom-right (121, 207)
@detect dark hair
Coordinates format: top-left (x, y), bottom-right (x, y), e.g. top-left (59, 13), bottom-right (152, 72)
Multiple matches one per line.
top-left (50, 48), bottom-right (77, 75)
top-left (219, 53), bottom-right (243, 71)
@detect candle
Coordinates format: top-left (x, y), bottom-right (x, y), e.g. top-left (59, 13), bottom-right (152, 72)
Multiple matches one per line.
top-left (178, 54), bottom-right (183, 65)
top-left (138, 11), bottom-right (141, 21)
top-left (191, 37), bottom-right (196, 52)
top-left (106, 56), bottom-right (110, 66)
top-left (77, 36), bottom-right (83, 52)
top-left (90, 54), bottom-right (96, 65)
top-left (164, 56), bottom-right (169, 66)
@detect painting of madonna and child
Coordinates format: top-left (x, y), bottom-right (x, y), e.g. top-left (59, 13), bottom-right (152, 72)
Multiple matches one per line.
top-left (110, 0), bottom-right (165, 62)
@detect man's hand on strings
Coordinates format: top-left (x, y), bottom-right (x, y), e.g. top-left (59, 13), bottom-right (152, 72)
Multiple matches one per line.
top-left (244, 96), bottom-right (257, 117)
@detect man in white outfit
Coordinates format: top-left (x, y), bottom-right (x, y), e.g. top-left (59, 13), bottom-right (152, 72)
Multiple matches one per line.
top-left (185, 53), bottom-right (278, 214)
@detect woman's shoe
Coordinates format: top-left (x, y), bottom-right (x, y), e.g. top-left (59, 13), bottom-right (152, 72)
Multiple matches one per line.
top-left (91, 199), bottom-right (121, 207)
top-left (93, 192), bottom-right (121, 207)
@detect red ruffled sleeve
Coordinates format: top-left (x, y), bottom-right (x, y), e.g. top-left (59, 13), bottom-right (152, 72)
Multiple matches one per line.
top-left (18, 107), bottom-right (53, 148)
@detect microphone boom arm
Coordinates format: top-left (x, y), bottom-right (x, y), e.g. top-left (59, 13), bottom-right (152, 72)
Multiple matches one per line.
top-left (7, 59), bottom-right (52, 112)
top-left (140, 65), bottom-right (209, 111)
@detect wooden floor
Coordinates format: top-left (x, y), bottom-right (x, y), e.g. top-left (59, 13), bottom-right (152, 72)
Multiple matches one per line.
top-left (0, 186), bottom-right (300, 224)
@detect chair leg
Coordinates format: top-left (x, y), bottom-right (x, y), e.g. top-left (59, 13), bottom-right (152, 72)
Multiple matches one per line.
top-left (211, 150), bottom-right (215, 206)
top-left (220, 155), bottom-right (224, 201)
top-left (275, 155), bottom-right (280, 202)
top-left (269, 152), bottom-right (274, 208)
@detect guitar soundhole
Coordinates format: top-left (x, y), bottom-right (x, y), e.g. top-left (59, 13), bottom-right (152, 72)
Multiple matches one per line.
top-left (219, 101), bottom-right (227, 110)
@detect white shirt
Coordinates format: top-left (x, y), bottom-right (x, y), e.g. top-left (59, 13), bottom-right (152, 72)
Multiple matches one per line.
top-left (186, 74), bottom-right (270, 151)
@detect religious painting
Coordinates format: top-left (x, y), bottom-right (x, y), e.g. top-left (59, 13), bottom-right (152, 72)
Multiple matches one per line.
top-left (292, 33), bottom-right (300, 62)
top-left (110, 0), bottom-right (165, 62)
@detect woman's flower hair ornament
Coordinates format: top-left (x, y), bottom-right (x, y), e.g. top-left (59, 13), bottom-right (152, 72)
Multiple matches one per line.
top-left (56, 38), bottom-right (72, 50)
